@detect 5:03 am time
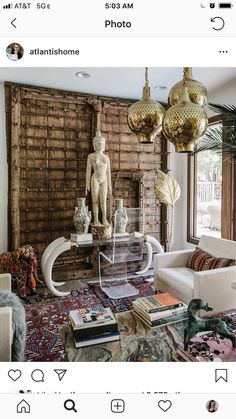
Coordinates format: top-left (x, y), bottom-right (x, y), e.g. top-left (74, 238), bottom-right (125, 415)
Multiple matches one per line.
top-left (105, 3), bottom-right (134, 9)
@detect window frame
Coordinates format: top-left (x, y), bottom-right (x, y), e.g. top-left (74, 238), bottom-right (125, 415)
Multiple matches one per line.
top-left (187, 115), bottom-right (234, 244)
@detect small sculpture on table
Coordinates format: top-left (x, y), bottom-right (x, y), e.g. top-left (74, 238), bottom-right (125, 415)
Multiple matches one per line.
top-left (86, 130), bottom-right (112, 239)
top-left (184, 298), bottom-right (236, 350)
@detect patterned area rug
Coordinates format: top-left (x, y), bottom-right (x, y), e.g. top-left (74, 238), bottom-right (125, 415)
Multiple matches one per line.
top-left (24, 277), bottom-right (154, 362)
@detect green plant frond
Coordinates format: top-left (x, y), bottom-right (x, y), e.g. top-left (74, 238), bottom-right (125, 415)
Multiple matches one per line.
top-left (191, 103), bottom-right (236, 160)
top-left (209, 103), bottom-right (236, 126)
top-left (193, 125), bottom-right (236, 159)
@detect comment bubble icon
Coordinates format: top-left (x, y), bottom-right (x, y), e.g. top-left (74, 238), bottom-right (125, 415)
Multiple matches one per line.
top-left (31, 369), bottom-right (44, 383)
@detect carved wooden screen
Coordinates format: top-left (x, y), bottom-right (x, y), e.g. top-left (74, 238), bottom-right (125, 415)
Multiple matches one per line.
top-left (6, 83), bottom-right (95, 254)
top-left (5, 82), bottom-right (169, 279)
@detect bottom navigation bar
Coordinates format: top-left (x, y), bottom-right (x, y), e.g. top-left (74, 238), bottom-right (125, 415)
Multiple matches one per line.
top-left (0, 393), bottom-right (235, 418)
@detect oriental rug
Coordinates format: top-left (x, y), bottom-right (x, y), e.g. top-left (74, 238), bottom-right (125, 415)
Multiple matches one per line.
top-left (24, 277), bottom-right (154, 361)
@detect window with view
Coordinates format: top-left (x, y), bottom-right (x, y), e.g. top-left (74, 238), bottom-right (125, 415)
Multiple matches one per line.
top-left (187, 121), bottom-right (232, 244)
top-left (195, 145), bottom-right (222, 239)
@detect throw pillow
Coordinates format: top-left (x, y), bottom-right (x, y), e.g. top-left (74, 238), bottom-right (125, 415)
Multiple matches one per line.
top-left (186, 247), bottom-right (235, 271)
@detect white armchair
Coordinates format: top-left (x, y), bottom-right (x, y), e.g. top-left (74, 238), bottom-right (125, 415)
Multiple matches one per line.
top-left (0, 273), bottom-right (13, 361)
top-left (154, 235), bottom-right (236, 314)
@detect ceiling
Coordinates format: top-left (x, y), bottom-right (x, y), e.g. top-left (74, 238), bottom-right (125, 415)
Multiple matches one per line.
top-left (0, 67), bottom-right (236, 103)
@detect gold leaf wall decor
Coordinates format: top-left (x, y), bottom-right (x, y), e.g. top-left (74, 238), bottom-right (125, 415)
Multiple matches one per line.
top-left (154, 170), bottom-right (181, 207)
top-left (154, 169), bottom-right (181, 251)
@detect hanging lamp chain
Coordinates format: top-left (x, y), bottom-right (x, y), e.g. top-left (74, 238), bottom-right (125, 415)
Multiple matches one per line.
top-left (183, 67), bottom-right (187, 86)
top-left (183, 67), bottom-right (187, 80)
top-left (145, 67), bottom-right (149, 86)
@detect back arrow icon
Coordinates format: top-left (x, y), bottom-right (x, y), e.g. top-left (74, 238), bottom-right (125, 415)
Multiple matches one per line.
top-left (11, 18), bottom-right (17, 28)
top-left (211, 16), bottom-right (225, 30)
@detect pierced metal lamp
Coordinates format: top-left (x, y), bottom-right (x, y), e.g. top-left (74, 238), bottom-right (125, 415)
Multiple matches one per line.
top-left (168, 67), bottom-right (208, 107)
top-left (128, 67), bottom-right (165, 144)
top-left (163, 80), bottom-right (208, 153)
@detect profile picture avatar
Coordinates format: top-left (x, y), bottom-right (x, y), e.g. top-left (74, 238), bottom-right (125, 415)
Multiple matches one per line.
top-left (206, 400), bottom-right (218, 413)
top-left (6, 42), bottom-right (24, 61)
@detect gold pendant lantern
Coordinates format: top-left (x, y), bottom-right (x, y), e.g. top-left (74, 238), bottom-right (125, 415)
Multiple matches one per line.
top-left (163, 81), bottom-right (208, 153)
top-left (128, 67), bottom-right (165, 144)
top-left (168, 67), bottom-right (208, 107)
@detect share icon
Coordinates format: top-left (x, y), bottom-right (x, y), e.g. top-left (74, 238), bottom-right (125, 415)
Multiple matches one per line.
top-left (54, 369), bottom-right (67, 381)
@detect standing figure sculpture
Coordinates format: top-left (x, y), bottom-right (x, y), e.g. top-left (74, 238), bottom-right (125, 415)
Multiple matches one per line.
top-left (86, 130), bottom-right (112, 226)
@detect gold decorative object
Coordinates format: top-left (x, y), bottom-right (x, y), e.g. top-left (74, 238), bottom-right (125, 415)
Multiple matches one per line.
top-left (163, 82), bottom-right (208, 153)
top-left (154, 169), bottom-right (181, 251)
top-left (155, 169), bottom-right (180, 207)
top-left (168, 67), bottom-right (208, 107)
top-left (128, 67), bottom-right (165, 143)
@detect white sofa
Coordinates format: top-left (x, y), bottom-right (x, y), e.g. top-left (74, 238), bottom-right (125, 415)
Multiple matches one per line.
top-left (0, 274), bottom-right (12, 361)
top-left (154, 235), bottom-right (236, 314)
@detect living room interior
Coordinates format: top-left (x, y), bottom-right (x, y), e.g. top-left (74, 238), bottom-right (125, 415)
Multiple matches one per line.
top-left (0, 66), bottom-right (236, 363)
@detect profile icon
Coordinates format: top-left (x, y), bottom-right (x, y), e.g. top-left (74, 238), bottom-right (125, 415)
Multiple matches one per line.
top-left (206, 400), bottom-right (218, 413)
top-left (6, 42), bottom-right (24, 61)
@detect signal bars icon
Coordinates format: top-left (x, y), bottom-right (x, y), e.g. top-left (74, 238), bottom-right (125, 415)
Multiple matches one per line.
top-left (3, 3), bottom-right (13, 8)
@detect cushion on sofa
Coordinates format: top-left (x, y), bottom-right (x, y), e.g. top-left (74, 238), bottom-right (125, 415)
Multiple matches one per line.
top-left (157, 267), bottom-right (194, 302)
top-left (186, 247), bottom-right (235, 271)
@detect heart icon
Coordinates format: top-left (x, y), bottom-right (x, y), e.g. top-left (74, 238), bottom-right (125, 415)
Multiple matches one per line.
top-left (8, 369), bottom-right (22, 381)
top-left (158, 400), bottom-right (172, 412)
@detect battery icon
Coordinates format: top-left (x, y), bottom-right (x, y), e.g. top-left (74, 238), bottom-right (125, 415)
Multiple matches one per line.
top-left (219, 2), bottom-right (233, 7)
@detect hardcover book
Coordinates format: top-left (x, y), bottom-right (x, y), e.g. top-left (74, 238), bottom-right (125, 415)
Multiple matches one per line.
top-left (72, 322), bottom-right (119, 339)
top-left (133, 303), bottom-right (188, 321)
top-left (133, 293), bottom-right (184, 313)
top-left (134, 310), bottom-right (188, 328)
top-left (69, 306), bottom-right (116, 329)
top-left (74, 331), bottom-right (120, 348)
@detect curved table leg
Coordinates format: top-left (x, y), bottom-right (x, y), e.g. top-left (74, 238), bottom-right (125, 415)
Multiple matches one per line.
top-left (41, 237), bottom-right (66, 287)
top-left (145, 235), bottom-right (164, 254)
top-left (43, 240), bottom-right (72, 297)
top-left (135, 235), bottom-right (164, 275)
top-left (135, 242), bottom-right (153, 275)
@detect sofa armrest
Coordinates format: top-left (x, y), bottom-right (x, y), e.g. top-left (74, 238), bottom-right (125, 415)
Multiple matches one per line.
top-left (193, 266), bottom-right (236, 313)
top-left (0, 306), bottom-right (12, 361)
top-left (154, 249), bottom-right (194, 270)
top-left (0, 274), bottom-right (11, 292)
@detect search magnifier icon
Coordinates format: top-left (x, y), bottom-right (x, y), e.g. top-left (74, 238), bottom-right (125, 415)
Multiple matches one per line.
top-left (64, 399), bottom-right (77, 413)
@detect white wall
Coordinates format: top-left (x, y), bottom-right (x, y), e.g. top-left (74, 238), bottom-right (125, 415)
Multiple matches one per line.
top-left (0, 83), bottom-right (8, 253)
top-left (169, 146), bottom-right (193, 251)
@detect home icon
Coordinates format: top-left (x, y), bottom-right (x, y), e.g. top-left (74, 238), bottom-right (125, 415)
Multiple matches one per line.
top-left (17, 399), bottom-right (30, 414)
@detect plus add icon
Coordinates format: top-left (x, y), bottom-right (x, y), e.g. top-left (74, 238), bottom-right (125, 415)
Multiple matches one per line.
top-left (111, 399), bottom-right (125, 413)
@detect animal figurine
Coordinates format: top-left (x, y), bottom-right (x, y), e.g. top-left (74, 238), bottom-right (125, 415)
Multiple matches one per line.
top-left (184, 299), bottom-right (236, 350)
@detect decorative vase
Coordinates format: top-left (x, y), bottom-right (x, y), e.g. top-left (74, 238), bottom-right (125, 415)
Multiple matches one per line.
top-left (73, 198), bottom-right (91, 234)
top-left (114, 198), bottom-right (128, 234)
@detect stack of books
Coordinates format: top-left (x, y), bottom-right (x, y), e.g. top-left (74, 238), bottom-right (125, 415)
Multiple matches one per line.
top-left (69, 305), bottom-right (120, 348)
top-left (133, 293), bottom-right (188, 328)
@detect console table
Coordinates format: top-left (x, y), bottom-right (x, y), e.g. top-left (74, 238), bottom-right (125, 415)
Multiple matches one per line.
top-left (41, 235), bottom-right (162, 297)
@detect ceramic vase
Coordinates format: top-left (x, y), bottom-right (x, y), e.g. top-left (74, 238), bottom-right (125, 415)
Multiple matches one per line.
top-left (73, 198), bottom-right (91, 234)
top-left (114, 198), bottom-right (128, 234)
